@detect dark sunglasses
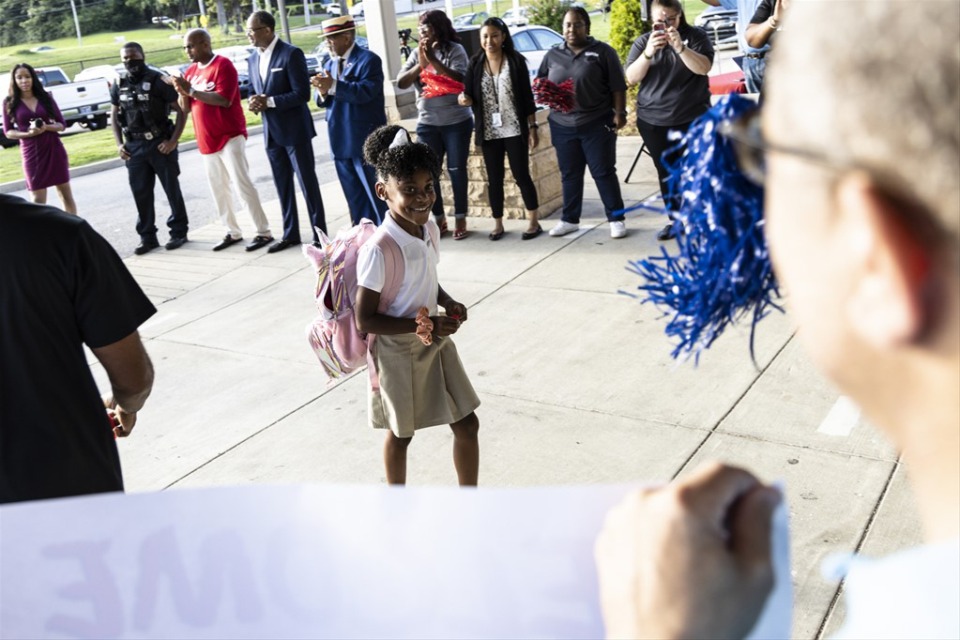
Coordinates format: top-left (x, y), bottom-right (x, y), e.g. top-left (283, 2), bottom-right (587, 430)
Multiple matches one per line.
top-left (719, 108), bottom-right (853, 186)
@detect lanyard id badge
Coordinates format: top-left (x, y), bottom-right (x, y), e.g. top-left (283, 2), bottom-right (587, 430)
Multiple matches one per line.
top-left (491, 112), bottom-right (503, 128)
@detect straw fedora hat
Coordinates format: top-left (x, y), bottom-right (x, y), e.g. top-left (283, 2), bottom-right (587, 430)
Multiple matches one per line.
top-left (321, 15), bottom-right (357, 37)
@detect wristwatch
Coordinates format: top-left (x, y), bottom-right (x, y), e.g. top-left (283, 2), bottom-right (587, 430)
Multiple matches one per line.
top-left (188, 86), bottom-right (196, 96)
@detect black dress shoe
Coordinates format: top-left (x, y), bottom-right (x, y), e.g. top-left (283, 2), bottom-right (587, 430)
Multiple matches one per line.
top-left (245, 235), bottom-right (274, 252)
top-left (267, 238), bottom-right (299, 253)
top-left (213, 235), bottom-right (243, 251)
top-left (134, 239), bottom-right (160, 255)
top-left (165, 236), bottom-right (188, 250)
top-left (657, 224), bottom-right (677, 242)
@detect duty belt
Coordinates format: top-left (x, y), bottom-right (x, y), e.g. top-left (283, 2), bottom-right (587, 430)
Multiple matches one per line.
top-left (125, 130), bottom-right (160, 141)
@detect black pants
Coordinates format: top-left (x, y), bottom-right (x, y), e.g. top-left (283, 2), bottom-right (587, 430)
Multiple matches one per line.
top-left (635, 116), bottom-right (695, 211)
top-left (125, 138), bottom-right (189, 241)
top-left (481, 135), bottom-right (540, 218)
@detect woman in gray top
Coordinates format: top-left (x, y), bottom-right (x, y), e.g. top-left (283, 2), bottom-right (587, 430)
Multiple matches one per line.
top-left (398, 10), bottom-right (475, 240)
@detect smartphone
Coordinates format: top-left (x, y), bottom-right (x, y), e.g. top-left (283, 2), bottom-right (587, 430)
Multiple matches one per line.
top-left (653, 21), bottom-right (666, 32)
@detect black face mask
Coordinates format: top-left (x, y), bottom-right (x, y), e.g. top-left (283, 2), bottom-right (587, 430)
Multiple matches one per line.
top-left (124, 60), bottom-right (146, 77)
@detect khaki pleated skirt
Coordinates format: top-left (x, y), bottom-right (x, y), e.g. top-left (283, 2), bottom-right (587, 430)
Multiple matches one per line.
top-left (369, 333), bottom-right (481, 438)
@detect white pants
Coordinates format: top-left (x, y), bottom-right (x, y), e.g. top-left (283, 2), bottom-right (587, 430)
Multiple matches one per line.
top-left (202, 134), bottom-right (270, 239)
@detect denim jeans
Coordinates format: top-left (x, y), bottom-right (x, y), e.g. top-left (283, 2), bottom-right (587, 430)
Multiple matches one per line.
top-left (743, 55), bottom-right (767, 94)
top-left (549, 115), bottom-right (625, 223)
top-left (416, 118), bottom-right (474, 218)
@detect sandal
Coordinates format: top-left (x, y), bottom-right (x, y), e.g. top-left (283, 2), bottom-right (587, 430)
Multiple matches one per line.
top-left (454, 218), bottom-right (468, 240)
top-left (437, 218), bottom-right (449, 235)
top-left (489, 229), bottom-right (505, 241)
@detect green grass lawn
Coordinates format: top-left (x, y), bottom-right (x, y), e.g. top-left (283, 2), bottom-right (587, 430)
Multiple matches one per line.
top-left (1, 1), bottom-right (705, 183)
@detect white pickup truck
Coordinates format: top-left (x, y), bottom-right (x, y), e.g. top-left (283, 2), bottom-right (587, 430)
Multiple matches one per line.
top-left (0, 67), bottom-right (113, 131)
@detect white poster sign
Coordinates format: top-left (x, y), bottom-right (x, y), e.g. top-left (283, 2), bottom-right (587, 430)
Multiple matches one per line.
top-left (0, 484), bottom-right (791, 638)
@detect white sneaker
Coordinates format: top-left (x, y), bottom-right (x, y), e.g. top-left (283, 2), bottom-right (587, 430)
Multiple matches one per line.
top-left (549, 221), bottom-right (580, 237)
top-left (609, 220), bottom-right (627, 239)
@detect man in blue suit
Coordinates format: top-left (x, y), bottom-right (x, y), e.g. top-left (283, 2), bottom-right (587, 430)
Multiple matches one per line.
top-left (311, 15), bottom-right (388, 225)
top-left (246, 11), bottom-right (326, 252)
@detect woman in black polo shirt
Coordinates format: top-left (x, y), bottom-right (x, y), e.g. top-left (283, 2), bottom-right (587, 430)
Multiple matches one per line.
top-left (625, 0), bottom-right (714, 241)
top-left (536, 7), bottom-right (629, 240)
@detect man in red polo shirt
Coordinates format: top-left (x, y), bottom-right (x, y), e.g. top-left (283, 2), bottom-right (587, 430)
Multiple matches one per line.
top-left (174, 29), bottom-right (274, 252)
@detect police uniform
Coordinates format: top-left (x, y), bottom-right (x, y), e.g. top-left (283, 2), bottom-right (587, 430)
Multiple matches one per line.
top-left (110, 67), bottom-right (189, 245)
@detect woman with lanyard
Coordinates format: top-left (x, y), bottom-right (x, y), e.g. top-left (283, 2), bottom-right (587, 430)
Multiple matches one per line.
top-left (397, 10), bottom-right (474, 240)
top-left (459, 17), bottom-right (542, 241)
top-left (625, 0), bottom-right (713, 241)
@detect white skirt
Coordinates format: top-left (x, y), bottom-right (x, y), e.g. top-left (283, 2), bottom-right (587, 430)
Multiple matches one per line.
top-left (369, 333), bottom-right (481, 438)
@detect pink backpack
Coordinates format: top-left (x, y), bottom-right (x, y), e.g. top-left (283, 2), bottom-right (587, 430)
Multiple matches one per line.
top-left (302, 219), bottom-right (440, 386)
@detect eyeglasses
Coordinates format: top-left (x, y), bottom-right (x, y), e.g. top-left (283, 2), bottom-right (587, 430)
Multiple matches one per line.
top-left (719, 108), bottom-right (858, 186)
top-left (246, 25), bottom-right (268, 34)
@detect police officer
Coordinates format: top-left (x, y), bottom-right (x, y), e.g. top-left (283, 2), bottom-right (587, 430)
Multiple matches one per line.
top-left (111, 42), bottom-right (190, 255)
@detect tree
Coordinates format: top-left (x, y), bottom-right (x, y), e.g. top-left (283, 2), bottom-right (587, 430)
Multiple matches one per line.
top-left (610, 0), bottom-right (648, 62)
top-left (526, 0), bottom-right (567, 34)
top-left (23, 0), bottom-right (73, 43)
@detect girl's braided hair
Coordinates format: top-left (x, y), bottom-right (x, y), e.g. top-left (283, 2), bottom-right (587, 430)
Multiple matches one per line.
top-left (363, 125), bottom-right (441, 181)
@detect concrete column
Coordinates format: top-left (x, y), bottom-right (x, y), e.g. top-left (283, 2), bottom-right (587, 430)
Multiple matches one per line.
top-left (365, 0), bottom-right (417, 121)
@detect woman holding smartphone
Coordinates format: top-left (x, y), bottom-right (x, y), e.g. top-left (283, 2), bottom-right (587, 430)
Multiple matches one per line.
top-left (625, 0), bottom-right (713, 240)
top-left (2, 63), bottom-right (77, 214)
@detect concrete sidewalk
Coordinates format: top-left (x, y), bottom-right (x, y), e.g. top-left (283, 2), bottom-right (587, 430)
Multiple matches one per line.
top-left (89, 135), bottom-right (920, 638)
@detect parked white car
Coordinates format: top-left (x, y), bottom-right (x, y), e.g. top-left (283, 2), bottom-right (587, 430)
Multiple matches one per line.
top-left (511, 25), bottom-right (564, 80)
top-left (214, 46), bottom-right (256, 97)
top-left (501, 6), bottom-right (528, 27)
top-left (74, 65), bottom-right (120, 85)
top-left (349, 2), bottom-right (364, 19)
top-left (0, 67), bottom-right (113, 130)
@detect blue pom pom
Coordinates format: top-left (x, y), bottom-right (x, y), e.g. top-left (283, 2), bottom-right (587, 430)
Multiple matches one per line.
top-left (623, 95), bottom-right (783, 363)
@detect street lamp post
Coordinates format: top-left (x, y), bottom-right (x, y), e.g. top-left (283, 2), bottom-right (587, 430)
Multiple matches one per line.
top-left (69, 0), bottom-right (82, 47)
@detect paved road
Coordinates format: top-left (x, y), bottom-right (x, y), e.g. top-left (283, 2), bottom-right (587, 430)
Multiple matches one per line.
top-left (6, 123), bottom-right (336, 258)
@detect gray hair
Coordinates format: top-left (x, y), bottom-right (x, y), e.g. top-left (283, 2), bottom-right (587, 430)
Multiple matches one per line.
top-left (767, 0), bottom-right (959, 240)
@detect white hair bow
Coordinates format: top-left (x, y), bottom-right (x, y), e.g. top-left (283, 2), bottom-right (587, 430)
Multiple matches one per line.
top-left (389, 128), bottom-right (411, 149)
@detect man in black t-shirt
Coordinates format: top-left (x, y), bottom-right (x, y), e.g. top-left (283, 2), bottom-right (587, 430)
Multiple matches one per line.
top-left (0, 195), bottom-right (156, 504)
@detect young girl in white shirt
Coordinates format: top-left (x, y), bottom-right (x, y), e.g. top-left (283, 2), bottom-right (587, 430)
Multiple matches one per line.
top-left (354, 125), bottom-right (481, 486)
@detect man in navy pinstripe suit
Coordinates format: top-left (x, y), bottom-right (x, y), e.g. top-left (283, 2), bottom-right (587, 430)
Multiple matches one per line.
top-left (247, 11), bottom-right (326, 252)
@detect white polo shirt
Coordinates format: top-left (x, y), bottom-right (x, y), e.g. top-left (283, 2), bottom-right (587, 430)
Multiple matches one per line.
top-left (356, 215), bottom-right (440, 320)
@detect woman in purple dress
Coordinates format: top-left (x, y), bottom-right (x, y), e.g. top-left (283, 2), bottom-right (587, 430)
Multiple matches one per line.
top-left (3, 63), bottom-right (77, 214)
